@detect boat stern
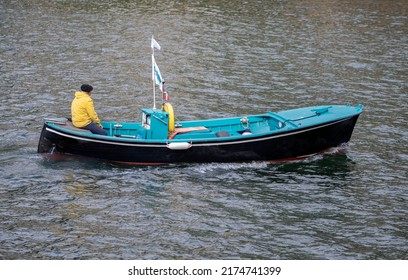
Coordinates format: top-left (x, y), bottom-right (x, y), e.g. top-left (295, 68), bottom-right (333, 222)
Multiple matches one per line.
top-left (37, 122), bottom-right (54, 153)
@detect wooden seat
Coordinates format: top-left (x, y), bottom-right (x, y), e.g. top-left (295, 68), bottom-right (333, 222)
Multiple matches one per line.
top-left (62, 121), bottom-right (92, 133)
top-left (169, 126), bottom-right (208, 139)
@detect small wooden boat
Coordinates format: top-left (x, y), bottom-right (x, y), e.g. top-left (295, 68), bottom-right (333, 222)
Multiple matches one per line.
top-left (37, 37), bottom-right (362, 164)
top-left (37, 103), bottom-right (362, 164)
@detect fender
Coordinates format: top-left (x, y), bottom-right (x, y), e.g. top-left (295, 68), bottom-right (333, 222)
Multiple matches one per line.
top-left (162, 102), bottom-right (175, 132)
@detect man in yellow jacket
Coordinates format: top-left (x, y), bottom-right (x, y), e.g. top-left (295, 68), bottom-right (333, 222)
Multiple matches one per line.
top-left (71, 84), bottom-right (107, 135)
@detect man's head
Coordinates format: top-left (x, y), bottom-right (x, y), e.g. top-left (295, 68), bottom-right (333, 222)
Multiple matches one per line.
top-left (81, 84), bottom-right (93, 93)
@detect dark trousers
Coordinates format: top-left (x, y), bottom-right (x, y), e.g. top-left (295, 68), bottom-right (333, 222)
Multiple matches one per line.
top-left (83, 123), bottom-right (107, 135)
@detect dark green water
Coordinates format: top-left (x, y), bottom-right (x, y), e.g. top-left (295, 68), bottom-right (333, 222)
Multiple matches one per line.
top-left (1, 0), bottom-right (407, 259)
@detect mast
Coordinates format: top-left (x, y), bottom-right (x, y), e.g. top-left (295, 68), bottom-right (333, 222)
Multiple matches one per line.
top-left (151, 35), bottom-right (161, 109)
top-left (152, 51), bottom-right (156, 109)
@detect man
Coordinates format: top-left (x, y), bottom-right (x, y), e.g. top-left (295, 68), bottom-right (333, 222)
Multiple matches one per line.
top-left (71, 84), bottom-right (107, 135)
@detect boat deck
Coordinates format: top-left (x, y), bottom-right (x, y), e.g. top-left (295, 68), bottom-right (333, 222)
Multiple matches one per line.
top-left (45, 104), bottom-right (362, 143)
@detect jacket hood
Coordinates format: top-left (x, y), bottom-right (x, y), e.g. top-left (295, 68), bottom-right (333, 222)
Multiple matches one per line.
top-left (74, 91), bottom-right (90, 99)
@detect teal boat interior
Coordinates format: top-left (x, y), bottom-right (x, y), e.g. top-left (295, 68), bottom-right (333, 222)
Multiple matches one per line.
top-left (45, 104), bottom-right (363, 143)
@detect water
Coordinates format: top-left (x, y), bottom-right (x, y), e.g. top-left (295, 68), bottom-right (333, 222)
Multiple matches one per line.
top-left (1, 0), bottom-right (407, 259)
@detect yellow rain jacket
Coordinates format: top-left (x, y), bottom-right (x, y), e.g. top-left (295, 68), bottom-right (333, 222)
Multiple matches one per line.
top-left (71, 91), bottom-right (102, 128)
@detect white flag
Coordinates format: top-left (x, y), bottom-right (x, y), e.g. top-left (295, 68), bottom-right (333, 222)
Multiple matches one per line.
top-left (151, 37), bottom-right (161, 50)
top-left (152, 55), bottom-right (163, 92)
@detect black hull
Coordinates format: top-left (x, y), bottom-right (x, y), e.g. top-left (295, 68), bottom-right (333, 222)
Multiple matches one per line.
top-left (38, 115), bottom-right (360, 164)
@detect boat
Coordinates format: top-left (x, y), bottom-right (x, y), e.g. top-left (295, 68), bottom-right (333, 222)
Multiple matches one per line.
top-left (37, 38), bottom-right (363, 164)
top-left (37, 103), bottom-right (362, 164)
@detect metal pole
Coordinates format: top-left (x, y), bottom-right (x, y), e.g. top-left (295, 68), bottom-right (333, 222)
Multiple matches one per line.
top-left (152, 52), bottom-right (156, 109)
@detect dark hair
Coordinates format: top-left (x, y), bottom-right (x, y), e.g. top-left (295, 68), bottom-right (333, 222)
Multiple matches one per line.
top-left (81, 84), bottom-right (93, 92)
